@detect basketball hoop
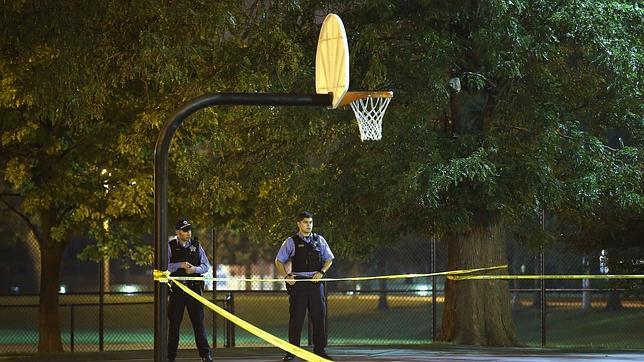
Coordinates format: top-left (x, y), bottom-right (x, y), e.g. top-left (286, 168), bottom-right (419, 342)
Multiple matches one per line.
top-left (339, 91), bottom-right (393, 141)
top-left (315, 14), bottom-right (393, 141)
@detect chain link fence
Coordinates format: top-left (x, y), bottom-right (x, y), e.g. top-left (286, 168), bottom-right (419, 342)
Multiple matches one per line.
top-left (1, 233), bottom-right (642, 353)
top-left (509, 238), bottom-right (644, 348)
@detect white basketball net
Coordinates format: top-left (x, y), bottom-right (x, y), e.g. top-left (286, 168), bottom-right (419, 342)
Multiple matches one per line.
top-left (350, 96), bottom-right (392, 141)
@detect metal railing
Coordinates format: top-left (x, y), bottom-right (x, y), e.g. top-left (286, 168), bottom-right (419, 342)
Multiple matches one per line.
top-left (1, 286), bottom-right (643, 353)
top-left (0, 292), bottom-right (235, 353)
top-left (1, 238), bottom-right (642, 353)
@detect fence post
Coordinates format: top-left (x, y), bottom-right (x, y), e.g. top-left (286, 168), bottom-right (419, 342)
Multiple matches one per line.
top-left (540, 210), bottom-right (546, 347)
top-left (431, 238), bottom-right (436, 342)
top-left (224, 293), bottom-right (230, 348)
top-left (307, 313), bottom-right (312, 346)
top-left (99, 260), bottom-right (105, 351)
top-left (70, 304), bottom-right (75, 352)
top-left (230, 292), bottom-right (235, 347)
top-left (212, 228), bottom-right (217, 349)
top-left (324, 282), bottom-right (328, 347)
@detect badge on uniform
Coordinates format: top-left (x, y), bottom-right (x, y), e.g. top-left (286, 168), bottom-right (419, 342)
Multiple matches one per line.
top-left (190, 245), bottom-right (197, 253)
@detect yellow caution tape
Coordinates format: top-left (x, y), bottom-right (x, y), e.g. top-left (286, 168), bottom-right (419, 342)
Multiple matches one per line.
top-left (153, 269), bottom-right (170, 283)
top-left (449, 274), bottom-right (644, 280)
top-left (170, 278), bottom-right (329, 362)
top-left (152, 264), bottom-right (506, 361)
top-left (155, 264), bottom-right (508, 283)
top-left (153, 265), bottom-right (642, 361)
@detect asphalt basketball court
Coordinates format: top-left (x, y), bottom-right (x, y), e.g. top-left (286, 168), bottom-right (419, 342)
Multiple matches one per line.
top-left (5, 346), bottom-right (644, 362)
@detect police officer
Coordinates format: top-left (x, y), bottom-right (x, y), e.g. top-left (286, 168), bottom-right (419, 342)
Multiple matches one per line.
top-left (275, 211), bottom-right (334, 361)
top-left (168, 218), bottom-right (213, 362)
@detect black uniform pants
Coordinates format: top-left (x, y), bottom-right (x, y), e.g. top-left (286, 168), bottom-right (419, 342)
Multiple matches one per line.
top-left (168, 287), bottom-right (211, 359)
top-left (288, 280), bottom-right (327, 353)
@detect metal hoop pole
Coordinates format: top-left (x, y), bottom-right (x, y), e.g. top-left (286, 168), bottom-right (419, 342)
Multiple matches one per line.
top-left (154, 92), bottom-right (332, 362)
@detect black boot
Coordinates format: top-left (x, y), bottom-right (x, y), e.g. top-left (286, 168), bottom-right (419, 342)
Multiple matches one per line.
top-left (315, 350), bottom-right (333, 360)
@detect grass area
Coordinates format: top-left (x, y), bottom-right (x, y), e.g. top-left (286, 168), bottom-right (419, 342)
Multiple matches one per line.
top-left (1, 293), bottom-right (643, 351)
top-left (513, 307), bottom-right (644, 348)
top-left (547, 309), bottom-right (644, 348)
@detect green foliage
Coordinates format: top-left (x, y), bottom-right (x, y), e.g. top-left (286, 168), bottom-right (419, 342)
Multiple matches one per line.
top-left (1, 0), bottom-right (642, 263)
top-left (0, 1), bottom-right (238, 258)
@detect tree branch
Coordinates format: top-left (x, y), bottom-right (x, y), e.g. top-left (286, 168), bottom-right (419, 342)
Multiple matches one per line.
top-left (0, 192), bottom-right (21, 197)
top-left (0, 195), bottom-right (43, 245)
top-left (503, 125), bottom-right (619, 152)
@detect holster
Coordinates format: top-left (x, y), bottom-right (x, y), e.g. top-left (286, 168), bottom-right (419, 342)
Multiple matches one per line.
top-left (169, 280), bottom-right (204, 295)
top-left (187, 280), bottom-right (205, 294)
top-left (286, 276), bottom-right (311, 294)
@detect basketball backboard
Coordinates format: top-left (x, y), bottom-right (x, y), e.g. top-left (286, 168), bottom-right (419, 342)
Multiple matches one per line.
top-left (315, 14), bottom-right (349, 109)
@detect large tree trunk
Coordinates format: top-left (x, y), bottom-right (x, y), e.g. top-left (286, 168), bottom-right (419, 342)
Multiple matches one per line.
top-left (38, 211), bottom-right (65, 352)
top-left (26, 230), bottom-right (42, 291)
top-left (25, 230), bottom-right (42, 293)
top-left (581, 255), bottom-right (591, 310)
top-left (102, 257), bottom-right (110, 292)
top-left (437, 216), bottom-right (520, 346)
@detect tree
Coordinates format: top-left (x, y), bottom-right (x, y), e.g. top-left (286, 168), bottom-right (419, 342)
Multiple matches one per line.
top-left (0, 1), bottom-right (237, 351)
top-left (224, 1), bottom-right (641, 345)
top-left (358, 1), bottom-right (641, 345)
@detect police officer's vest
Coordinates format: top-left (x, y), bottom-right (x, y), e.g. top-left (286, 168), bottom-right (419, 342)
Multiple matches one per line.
top-left (291, 233), bottom-right (323, 273)
top-left (169, 237), bottom-right (203, 277)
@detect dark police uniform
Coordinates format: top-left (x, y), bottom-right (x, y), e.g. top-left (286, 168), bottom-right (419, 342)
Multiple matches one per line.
top-left (168, 230), bottom-right (212, 362)
top-left (276, 232), bottom-right (334, 359)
